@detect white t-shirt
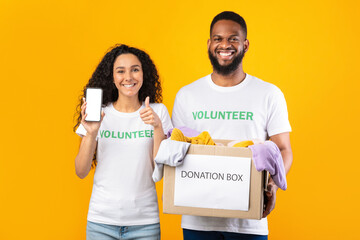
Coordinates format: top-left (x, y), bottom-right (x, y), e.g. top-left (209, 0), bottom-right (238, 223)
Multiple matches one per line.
top-left (76, 102), bottom-right (173, 226)
top-left (172, 74), bottom-right (291, 235)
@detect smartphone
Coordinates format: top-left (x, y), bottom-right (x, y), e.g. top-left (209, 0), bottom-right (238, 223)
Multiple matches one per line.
top-left (85, 88), bottom-right (103, 122)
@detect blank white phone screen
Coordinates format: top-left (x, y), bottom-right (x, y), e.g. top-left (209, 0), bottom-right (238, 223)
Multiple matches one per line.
top-left (85, 88), bottom-right (102, 121)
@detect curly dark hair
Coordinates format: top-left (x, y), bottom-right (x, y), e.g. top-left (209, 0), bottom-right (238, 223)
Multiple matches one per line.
top-left (73, 44), bottom-right (162, 167)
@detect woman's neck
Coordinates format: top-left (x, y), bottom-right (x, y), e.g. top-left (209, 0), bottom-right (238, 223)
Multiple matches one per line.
top-left (113, 95), bottom-right (141, 113)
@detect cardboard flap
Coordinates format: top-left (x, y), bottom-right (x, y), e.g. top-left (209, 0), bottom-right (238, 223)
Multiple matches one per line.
top-left (188, 144), bottom-right (253, 158)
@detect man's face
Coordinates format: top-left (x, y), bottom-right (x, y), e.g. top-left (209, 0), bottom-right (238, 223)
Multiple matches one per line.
top-left (207, 20), bottom-right (249, 75)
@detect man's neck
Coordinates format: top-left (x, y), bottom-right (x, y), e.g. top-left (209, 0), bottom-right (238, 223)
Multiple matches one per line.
top-left (211, 67), bottom-right (246, 87)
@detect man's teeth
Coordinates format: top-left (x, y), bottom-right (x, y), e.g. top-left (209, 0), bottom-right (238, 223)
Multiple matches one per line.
top-left (219, 52), bottom-right (232, 56)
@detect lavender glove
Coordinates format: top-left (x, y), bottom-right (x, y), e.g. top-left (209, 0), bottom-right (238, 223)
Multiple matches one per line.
top-left (248, 141), bottom-right (287, 190)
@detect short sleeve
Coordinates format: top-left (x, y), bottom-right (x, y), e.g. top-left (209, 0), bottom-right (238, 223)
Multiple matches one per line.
top-left (75, 123), bottom-right (100, 140)
top-left (171, 90), bottom-right (187, 128)
top-left (75, 124), bottom-right (87, 137)
top-left (157, 103), bottom-right (173, 135)
top-left (266, 87), bottom-right (292, 136)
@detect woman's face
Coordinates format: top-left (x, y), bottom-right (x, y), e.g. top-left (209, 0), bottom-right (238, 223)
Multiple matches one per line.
top-left (113, 53), bottom-right (143, 100)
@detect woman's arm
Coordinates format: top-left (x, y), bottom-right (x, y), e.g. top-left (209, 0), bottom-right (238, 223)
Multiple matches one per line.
top-left (75, 99), bottom-right (104, 179)
top-left (75, 133), bottom-right (97, 179)
top-left (140, 97), bottom-right (166, 159)
top-left (152, 123), bottom-right (166, 158)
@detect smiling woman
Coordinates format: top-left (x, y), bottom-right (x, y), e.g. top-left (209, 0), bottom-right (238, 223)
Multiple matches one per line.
top-left (113, 53), bottom-right (144, 102)
top-left (72, 44), bottom-right (172, 240)
top-left (74, 44), bottom-right (163, 131)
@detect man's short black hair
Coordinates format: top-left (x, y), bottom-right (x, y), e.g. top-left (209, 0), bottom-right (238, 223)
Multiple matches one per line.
top-left (210, 11), bottom-right (247, 38)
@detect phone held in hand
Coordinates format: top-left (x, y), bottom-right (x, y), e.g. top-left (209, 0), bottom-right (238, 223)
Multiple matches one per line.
top-left (85, 88), bottom-right (103, 122)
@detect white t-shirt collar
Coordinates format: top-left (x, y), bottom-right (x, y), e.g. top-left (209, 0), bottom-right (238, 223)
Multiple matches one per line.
top-left (109, 102), bottom-right (144, 117)
top-left (207, 73), bottom-right (250, 92)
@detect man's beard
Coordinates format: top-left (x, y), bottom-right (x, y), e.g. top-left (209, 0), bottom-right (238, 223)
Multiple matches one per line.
top-left (208, 48), bottom-right (244, 76)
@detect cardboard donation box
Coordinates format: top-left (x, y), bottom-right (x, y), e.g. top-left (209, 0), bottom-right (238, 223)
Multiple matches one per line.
top-left (163, 140), bottom-right (268, 220)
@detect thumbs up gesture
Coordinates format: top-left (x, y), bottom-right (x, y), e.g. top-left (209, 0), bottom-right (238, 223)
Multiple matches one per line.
top-left (140, 96), bottom-right (162, 128)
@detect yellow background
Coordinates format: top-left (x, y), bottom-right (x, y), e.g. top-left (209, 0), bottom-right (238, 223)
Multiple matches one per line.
top-left (1, 0), bottom-right (359, 239)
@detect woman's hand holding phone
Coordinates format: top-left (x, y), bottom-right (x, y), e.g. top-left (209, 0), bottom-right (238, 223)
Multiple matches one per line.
top-left (81, 98), bottom-right (105, 138)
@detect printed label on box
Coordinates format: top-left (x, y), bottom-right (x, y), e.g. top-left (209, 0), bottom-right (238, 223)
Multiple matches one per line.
top-left (174, 154), bottom-right (251, 211)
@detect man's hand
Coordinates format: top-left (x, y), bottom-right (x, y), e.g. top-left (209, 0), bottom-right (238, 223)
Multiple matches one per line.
top-left (263, 181), bottom-right (278, 218)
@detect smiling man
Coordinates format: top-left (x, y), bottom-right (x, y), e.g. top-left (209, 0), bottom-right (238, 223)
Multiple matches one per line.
top-left (172, 11), bottom-right (293, 240)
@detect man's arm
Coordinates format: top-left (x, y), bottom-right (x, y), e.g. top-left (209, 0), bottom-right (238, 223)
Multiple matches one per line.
top-left (271, 132), bottom-right (293, 174)
top-left (262, 132), bottom-right (293, 217)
